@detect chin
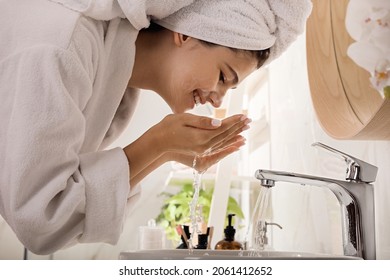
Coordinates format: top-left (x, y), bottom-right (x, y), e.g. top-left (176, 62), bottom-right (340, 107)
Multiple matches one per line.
top-left (172, 108), bottom-right (187, 114)
top-left (170, 106), bottom-right (182, 114)
top-left (170, 103), bottom-right (189, 114)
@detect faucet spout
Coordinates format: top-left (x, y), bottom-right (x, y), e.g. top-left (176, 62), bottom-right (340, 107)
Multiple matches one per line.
top-left (255, 169), bottom-right (376, 260)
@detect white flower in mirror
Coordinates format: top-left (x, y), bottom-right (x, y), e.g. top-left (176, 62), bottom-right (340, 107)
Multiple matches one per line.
top-left (346, 0), bottom-right (390, 98)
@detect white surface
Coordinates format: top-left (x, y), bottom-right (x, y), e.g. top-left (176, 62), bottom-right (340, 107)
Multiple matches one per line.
top-left (119, 249), bottom-right (361, 260)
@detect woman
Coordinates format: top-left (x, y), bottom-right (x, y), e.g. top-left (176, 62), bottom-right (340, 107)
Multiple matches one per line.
top-left (0, 0), bottom-right (312, 254)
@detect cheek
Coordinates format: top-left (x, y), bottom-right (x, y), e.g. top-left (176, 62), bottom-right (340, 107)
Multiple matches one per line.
top-left (166, 64), bottom-right (218, 112)
top-left (185, 75), bottom-right (217, 91)
top-left (172, 49), bottom-right (219, 91)
top-left (163, 72), bottom-right (195, 113)
top-left (174, 72), bottom-right (214, 95)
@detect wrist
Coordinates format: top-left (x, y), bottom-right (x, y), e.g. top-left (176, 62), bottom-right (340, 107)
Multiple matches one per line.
top-left (123, 128), bottom-right (165, 177)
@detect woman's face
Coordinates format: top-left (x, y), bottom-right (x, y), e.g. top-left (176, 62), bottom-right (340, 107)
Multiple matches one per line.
top-left (161, 35), bottom-right (258, 113)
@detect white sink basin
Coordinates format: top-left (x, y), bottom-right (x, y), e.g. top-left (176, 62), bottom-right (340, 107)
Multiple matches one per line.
top-left (119, 249), bottom-right (361, 260)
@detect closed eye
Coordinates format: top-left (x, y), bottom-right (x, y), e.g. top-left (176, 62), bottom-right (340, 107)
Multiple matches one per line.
top-left (219, 71), bottom-right (226, 83)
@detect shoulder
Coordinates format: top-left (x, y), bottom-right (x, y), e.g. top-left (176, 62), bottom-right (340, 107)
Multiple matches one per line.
top-left (0, 1), bottom-right (74, 50)
top-left (1, 0), bottom-right (112, 83)
top-left (0, 0), bottom-right (108, 55)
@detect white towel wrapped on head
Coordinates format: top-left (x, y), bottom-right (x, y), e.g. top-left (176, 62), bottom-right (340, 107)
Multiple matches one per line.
top-left (49, 0), bottom-right (196, 28)
top-left (155, 0), bottom-right (313, 64)
top-left (51, 0), bottom-right (312, 64)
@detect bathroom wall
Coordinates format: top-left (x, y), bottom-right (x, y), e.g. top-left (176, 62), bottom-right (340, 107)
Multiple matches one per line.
top-left (0, 32), bottom-right (389, 259)
top-left (263, 34), bottom-right (390, 259)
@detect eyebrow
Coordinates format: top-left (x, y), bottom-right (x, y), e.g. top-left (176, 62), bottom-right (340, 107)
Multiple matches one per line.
top-left (225, 63), bottom-right (239, 85)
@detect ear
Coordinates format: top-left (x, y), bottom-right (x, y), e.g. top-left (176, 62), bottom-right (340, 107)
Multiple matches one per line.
top-left (173, 32), bottom-right (192, 47)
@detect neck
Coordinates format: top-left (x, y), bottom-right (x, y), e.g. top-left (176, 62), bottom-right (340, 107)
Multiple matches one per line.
top-left (128, 30), bottom-right (171, 92)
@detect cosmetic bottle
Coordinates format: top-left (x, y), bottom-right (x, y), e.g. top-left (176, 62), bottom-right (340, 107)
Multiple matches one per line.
top-left (176, 225), bottom-right (191, 249)
top-left (195, 234), bottom-right (209, 249)
top-left (137, 219), bottom-right (166, 250)
top-left (214, 214), bottom-right (243, 250)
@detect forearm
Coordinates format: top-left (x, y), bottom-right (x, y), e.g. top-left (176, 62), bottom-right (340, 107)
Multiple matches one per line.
top-left (131, 151), bottom-right (199, 186)
top-left (129, 153), bottom-right (170, 186)
top-left (123, 128), bottom-right (166, 186)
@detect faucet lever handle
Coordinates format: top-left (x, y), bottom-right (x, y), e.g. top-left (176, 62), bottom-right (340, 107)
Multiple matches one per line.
top-left (255, 221), bottom-right (282, 248)
top-left (265, 222), bottom-right (283, 230)
top-left (312, 142), bottom-right (378, 183)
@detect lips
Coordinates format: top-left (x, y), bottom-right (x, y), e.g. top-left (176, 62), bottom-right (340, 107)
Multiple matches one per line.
top-left (193, 92), bottom-right (201, 106)
top-left (192, 89), bottom-right (207, 106)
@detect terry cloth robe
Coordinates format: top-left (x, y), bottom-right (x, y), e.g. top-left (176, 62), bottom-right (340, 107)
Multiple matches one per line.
top-left (0, 0), bottom-right (192, 255)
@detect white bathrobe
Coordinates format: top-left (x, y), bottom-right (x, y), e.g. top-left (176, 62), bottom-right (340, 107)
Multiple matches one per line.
top-left (0, 0), bottom-right (192, 255)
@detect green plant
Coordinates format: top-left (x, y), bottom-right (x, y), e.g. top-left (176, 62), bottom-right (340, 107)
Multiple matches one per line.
top-left (156, 182), bottom-right (244, 243)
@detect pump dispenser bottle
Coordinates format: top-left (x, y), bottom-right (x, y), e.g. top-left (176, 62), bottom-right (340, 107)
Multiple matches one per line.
top-left (214, 214), bottom-right (243, 250)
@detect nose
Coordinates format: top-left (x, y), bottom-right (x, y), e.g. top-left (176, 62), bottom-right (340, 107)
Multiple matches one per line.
top-left (208, 88), bottom-right (227, 108)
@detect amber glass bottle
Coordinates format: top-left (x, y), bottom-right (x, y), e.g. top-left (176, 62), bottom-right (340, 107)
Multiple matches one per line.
top-left (214, 214), bottom-right (243, 250)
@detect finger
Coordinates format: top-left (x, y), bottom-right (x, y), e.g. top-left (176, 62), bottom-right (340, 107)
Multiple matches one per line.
top-left (211, 135), bottom-right (246, 151)
top-left (182, 113), bottom-right (222, 129)
top-left (199, 138), bottom-right (246, 166)
top-left (220, 114), bottom-right (248, 127)
top-left (218, 115), bottom-right (251, 136)
top-left (212, 138), bottom-right (246, 156)
top-left (192, 113), bottom-right (247, 133)
top-left (195, 145), bottom-right (242, 172)
top-left (209, 118), bottom-right (251, 148)
top-left (194, 114), bottom-right (249, 149)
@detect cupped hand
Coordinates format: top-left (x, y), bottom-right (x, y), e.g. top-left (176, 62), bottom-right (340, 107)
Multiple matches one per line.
top-left (124, 113), bottom-right (251, 186)
top-left (165, 135), bottom-right (246, 173)
top-left (153, 113), bottom-right (251, 156)
top-left (192, 135), bottom-right (246, 172)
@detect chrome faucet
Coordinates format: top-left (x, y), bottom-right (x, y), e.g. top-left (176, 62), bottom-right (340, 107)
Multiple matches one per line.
top-left (255, 142), bottom-right (378, 260)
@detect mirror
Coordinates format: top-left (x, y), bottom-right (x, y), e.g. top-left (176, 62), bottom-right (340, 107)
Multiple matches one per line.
top-left (306, 0), bottom-right (390, 140)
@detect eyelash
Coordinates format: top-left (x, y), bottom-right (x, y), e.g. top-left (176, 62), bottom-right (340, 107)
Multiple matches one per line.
top-left (219, 71), bottom-right (226, 83)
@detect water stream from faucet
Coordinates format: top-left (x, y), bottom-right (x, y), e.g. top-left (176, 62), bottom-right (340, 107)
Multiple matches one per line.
top-left (243, 186), bottom-right (271, 254)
